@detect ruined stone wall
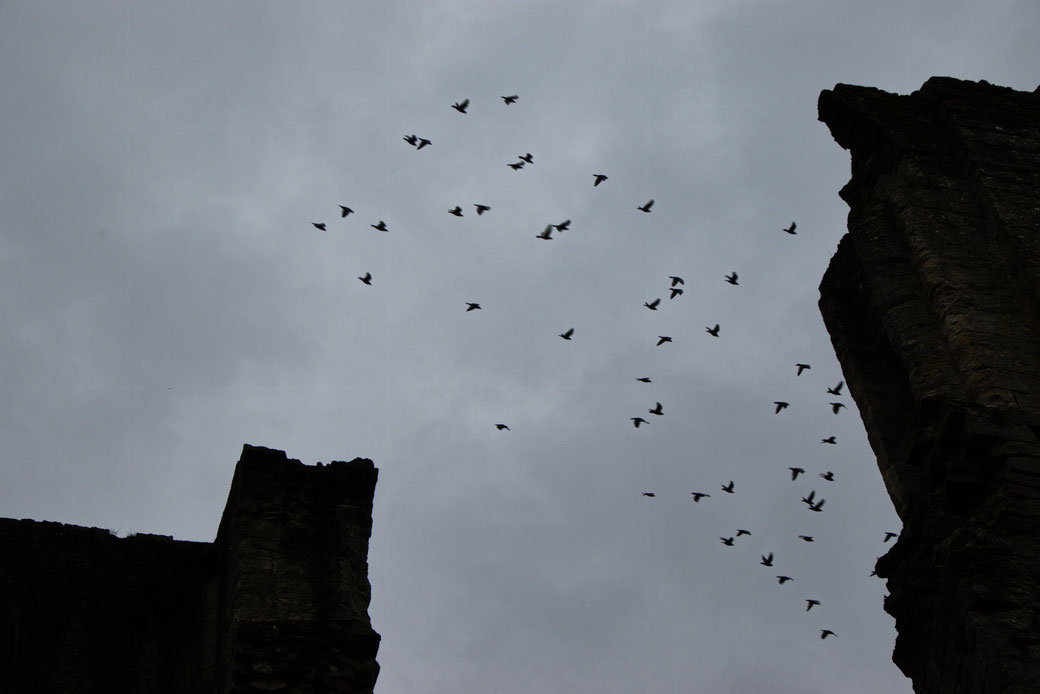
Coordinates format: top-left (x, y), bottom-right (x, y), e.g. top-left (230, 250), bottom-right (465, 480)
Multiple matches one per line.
top-left (818, 77), bottom-right (1040, 693)
top-left (0, 444), bottom-right (379, 694)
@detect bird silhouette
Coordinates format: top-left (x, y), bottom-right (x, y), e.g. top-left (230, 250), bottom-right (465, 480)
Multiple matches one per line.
top-left (820, 471), bottom-right (835, 481)
top-left (536, 225), bottom-right (554, 240)
top-left (802, 490), bottom-right (816, 505)
top-left (669, 287), bottom-right (683, 299)
top-left (884, 532), bottom-right (899, 543)
top-left (508, 161), bottom-right (525, 170)
top-left (644, 298), bottom-right (661, 310)
top-left (691, 492), bottom-right (710, 502)
top-left (820, 436), bottom-right (837, 444)
top-left (820, 630), bottom-right (837, 640)
top-left (519, 153), bottom-right (534, 164)
top-left (641, 492), bottom-right (656, 497)
top-left (669, 276), bottom-right (685, 286)
top-left (796, 363), bottom-right (811, 376)
top-left (452, 98), bottom-right (470, 113)
top-left (465, 303), bottom-right (482, 312)
top-left (593, 174), bottom-right (608, 186)
top-left (806, 599), bottom-right (821, 611)
top-left (553, 219), bottom-right (571, 232)
top-left (777, 576), bottom-right (793, 584)
top-left (416, 138), bottom-right (432, 149)
top-left (790, 467), bottom-right (804, 480)
top-left (720, 536), bottom-right (735, 546)
top-left (632, 417), bottom-right (649, 428)
top-left (559, 328), bottom-right (574, 340)
top-left (827, 381), bottom-right (844, 395)
top-left (340, 205), bottom-right (354, 217)
top-left (784, 222), bottom-right (797, 234)
top-left (721, 481), bottom-right (735, 494)
top-left (358, 272), bottom-right (372, 285)
top-left (449, 206), bottom-right (463, 217)
top-left (809, 498), bottom-right (826, 512)
top-left (830, 402), bottom-right (846, 414)
top-left (706, 324), bottom-right (720, 337)
top-left (638, 199), bottom-right (654, 213)
top-left (501, 95), bottom-right (518, 104)
top-left (648, 402), bottom-right (663, 416)
top-left (403, 134), bottom-right (418, 146)
top-left (636, 377), bottom-right (652, 383)
top-left (371, 220), bottom-right (388, 232)
top-left (474, 204), bottom-right (491, 216)
top-left (725, 272), bottom-right (739, 285)
top-left (760, 552), bottom-right (774, 566)
top-left (495, 424), bottom-right (510, 431)
top-left (312, 222), bottom-right (326, 231)
top-left (775, 401), bottom-right (789, 414)
top-left (656, 336), bottom-right (672, 346)
top-left (736, 528), bottom-right (751, 537)
top-left (798, 535), bottom-right (815, 542)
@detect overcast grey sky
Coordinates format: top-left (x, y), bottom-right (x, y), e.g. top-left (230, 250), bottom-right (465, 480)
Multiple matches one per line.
top-left (2, 1), bottom-right (1037, 692)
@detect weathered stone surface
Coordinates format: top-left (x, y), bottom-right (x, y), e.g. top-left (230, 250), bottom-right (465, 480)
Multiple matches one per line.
top-left (819, 77), bottom-right (1040, 692)
top-left (0, 444), bottom-right (380, 693)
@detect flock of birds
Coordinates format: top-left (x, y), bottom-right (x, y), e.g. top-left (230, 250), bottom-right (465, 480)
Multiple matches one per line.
top-left (306, 92), bottom-right (899, 647)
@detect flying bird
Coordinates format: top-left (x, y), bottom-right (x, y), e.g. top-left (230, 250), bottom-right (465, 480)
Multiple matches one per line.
top-left (796, 363), bottom-right (811, 376)
top-left (340, 205), bottom-right (354, 218)
top-left (632, 417), bottom-right (649, 428)
top-left (474, 204), bottom-right (491, 215)
top-left (706, 324), bottom-right (720, 337)
top-left (669, 287), bottom-right (684, 299)
top-left (519, 153), bottom-right (534, 164)
top-left (884, 532), bottom-right (899, 543)
top-left (371, 220), bottom-right (388, 231)
top-left (508, 161), bottom-right (525, 170)
top-left (820, 471), bottom-right (835, 481)
top-left (416, 138), bottom-right (432, 149)
top-left (809, 498), bottom-right (826, 512)
top-left (802, 490), bottom-right (816, 506)
top-left (312, 222), bottom-right (326, 231)
top-left (636, 377), bottom-right (652, 383)
top-left (648, 402), bottom-right (663, 416)
top-left (720, 536), bottom-right (735, 546)
top-left (760, 552), bottom-right (774, 566)
top-left (536, 225), bottom-right (554, 240)
top-left (465, 303), bottom-right (482, 311)
top-left (784, 222), bottom-right (797, 234)
top-left (495, 424), bottom-right (510, 431)
top-left (806, 599), bottom-right (821, 611)
top-left (656, 336), bottom-right (672, 346)
top-left (452, 98), bottom-right (470, 113)
top-left (644, 298), bottom-right (661, 310)
top-left (501, 94), bottom-right (518, 104)
top-left (775, 401), bottom-right (789, 414)
top-left (798, 535), bottom-right (815, 542)
top-left (691, 492), bottom-right (710, 502)
top-left (725, 272), bottom-right (739, 285)
top-left (553, 219), bottom-right (571, 232)
top-left (641, 492), bottom-right (656, 497)
top-left (721, 481), bottom-right (735, 494)
top-left (830, 402), bottom-right (846, 414)
top-left (821, 436), bottom-right (837, 444)
top-left (449, 206), bottom-right (463, 216)
top-left (358, 272), bottom-right (372, 285)
top-left (828, 381), bottom-right (845, 395)
top-left (820, 630), bottom-right (838, 640)
top-left (403, 134), bottom-right (418, 146)
top-left (736, 528), bottom-right (751, 537)
top-left (559, 328), bottom-right (574, 340)
top-left (789, 467), bottom-right (804, 480)
top-left (776, 576), bottom-right (793, 584)
top-left (593, 174), bottom-right (608, 186)
top-left (638, 199), bottom-right (655, 213)
top-left (669, 276), bottom-right (685, 286)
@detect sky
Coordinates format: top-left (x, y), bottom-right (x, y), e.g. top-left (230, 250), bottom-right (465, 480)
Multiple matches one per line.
top-left (1, 1), bottom-right (1037, 692)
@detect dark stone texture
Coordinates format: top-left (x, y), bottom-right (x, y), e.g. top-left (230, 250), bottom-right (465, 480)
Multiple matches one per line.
top-left (0, 444), bottom-right (379, 694)
top-left (819, 77), bottom-right (1040, 693)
